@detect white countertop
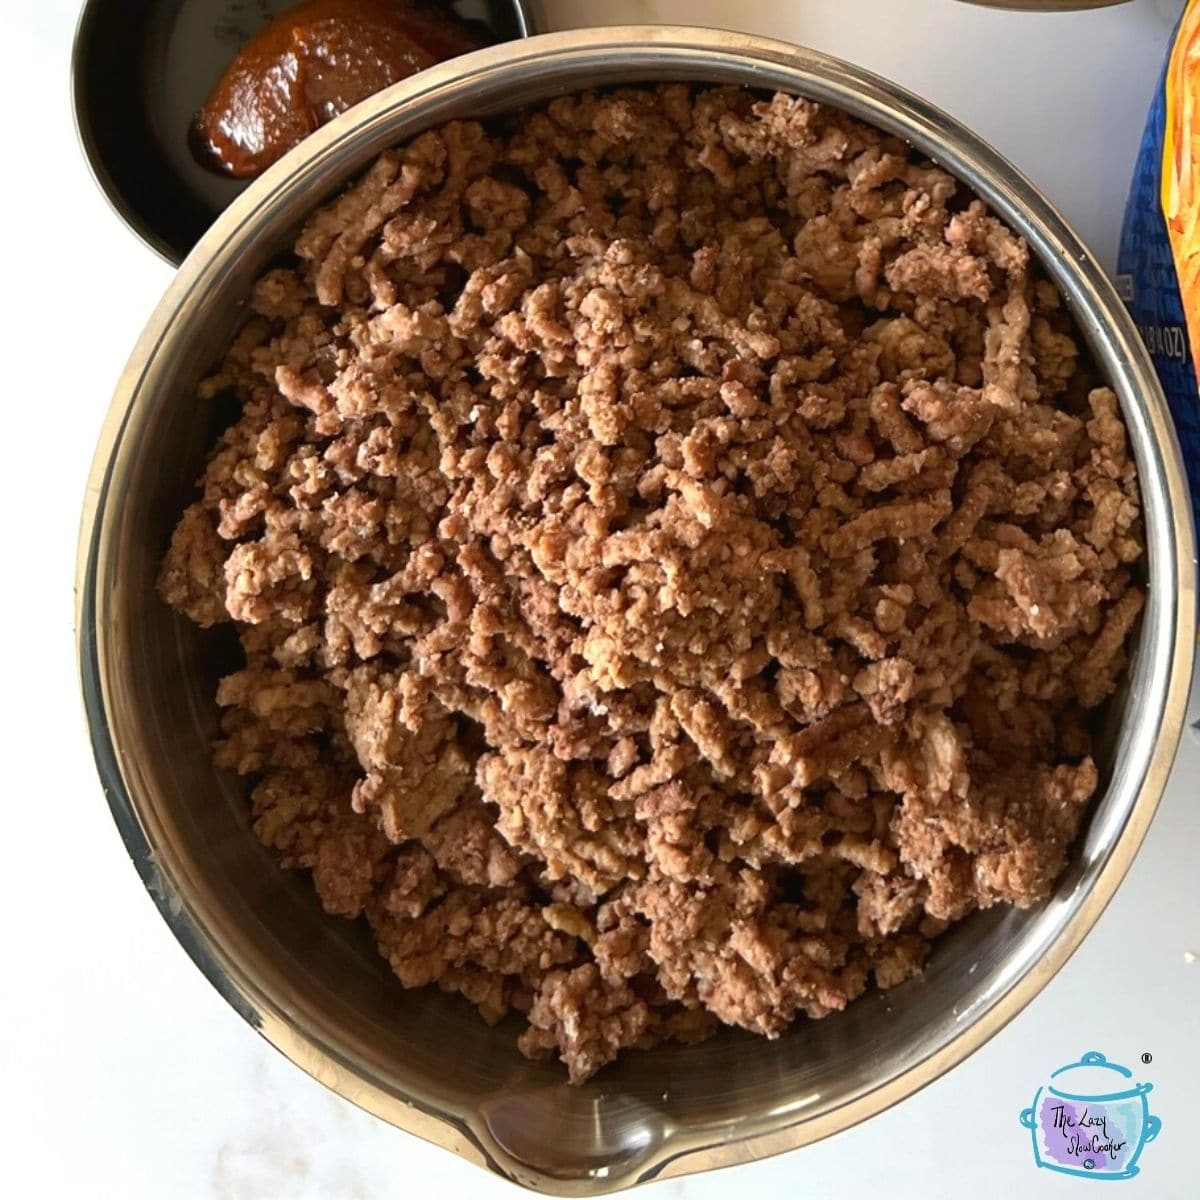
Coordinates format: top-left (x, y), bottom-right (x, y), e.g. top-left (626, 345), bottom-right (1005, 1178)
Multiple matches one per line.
top-left (4, 0), bottom-right (1198, 1196)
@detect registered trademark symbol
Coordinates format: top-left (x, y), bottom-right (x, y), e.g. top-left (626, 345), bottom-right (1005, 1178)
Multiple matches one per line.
top-left (1142, 1052), bottom-right (1153, 1064)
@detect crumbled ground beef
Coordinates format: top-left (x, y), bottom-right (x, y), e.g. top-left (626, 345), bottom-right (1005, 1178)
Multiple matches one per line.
top-left (160, 86), bottom-right (1144, 1083)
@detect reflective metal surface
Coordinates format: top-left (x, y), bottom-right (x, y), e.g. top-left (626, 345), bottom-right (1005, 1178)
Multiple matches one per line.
top-left (957, 2), bottom-right (1129, 9)
top-left (77, 27), bottom-right (1197, 1195)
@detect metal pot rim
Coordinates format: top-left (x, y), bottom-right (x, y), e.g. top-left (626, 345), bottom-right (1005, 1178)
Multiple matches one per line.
top-left (76, 25), bottom-right (1197, 1195)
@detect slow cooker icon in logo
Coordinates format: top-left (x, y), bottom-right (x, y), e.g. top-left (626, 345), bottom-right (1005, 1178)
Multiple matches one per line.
top-left (1019, 1051), bottom-right (1162, 1179)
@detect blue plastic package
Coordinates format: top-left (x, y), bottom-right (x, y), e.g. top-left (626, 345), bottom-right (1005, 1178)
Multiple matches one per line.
top-left (1116, 0), bottom-right (1200, 523)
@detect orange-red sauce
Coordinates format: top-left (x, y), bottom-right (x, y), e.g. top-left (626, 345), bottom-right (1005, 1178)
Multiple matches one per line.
top-left (193, 0), bottom-right (488, 178)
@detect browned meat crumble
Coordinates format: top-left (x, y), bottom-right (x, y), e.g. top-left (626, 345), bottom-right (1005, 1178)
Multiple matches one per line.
top-left (159, 85), bottom-right (1144, 1083)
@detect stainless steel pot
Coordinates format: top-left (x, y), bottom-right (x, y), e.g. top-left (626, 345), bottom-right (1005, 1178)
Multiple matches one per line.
top-left (76, 26), bottom-right (1197, 1196)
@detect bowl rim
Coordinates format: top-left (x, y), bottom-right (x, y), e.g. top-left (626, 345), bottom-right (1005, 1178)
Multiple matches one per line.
top-left (76, 25), bottom-right (1197, 1195)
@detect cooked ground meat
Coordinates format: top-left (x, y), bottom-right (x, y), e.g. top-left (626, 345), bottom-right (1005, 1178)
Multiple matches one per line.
top-left (160, 85), bottom-right (1144, 1083)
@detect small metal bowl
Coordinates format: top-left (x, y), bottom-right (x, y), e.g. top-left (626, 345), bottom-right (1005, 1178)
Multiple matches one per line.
top-left (77, 26), bottom-right (1196, 1195)
top-left (958, 2), bottom-right (1129, 9)
top-left (71, 0), bottom-right (533, 266)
